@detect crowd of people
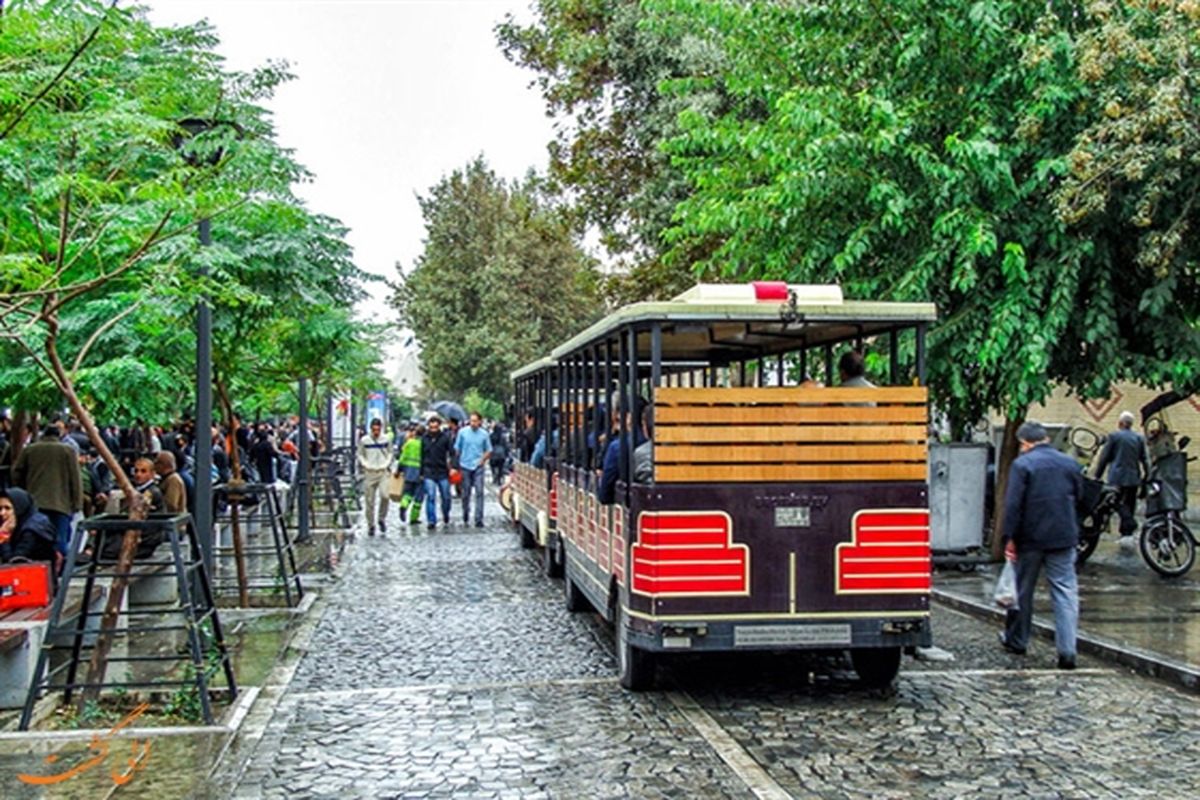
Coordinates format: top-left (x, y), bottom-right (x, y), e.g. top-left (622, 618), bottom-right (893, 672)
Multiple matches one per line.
top-left (0, 413), bottom-right (325, 572)
top-left (357, 411), bottom-right (512, 535)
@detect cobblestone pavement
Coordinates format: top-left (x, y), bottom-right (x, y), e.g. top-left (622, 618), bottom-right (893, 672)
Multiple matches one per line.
top-left (221, 494), bottom-right (1200, 799)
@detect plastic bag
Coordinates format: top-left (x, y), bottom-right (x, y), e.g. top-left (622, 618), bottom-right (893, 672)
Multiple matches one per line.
top-left (993, 561), bottom-right (1019, 610)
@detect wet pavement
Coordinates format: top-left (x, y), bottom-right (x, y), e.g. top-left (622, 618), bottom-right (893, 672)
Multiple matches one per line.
top-left (206, 492), bottom-right (1200, 799)
top-left (936, 533), bottom-right (1200, 682)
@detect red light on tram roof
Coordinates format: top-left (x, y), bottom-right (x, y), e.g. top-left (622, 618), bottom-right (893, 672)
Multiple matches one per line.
top-left (751, 281), bottom-right (789, 301)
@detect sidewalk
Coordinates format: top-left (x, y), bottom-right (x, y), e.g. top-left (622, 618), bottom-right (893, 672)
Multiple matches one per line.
top-left (934, 535), bottom-right (1200, 692)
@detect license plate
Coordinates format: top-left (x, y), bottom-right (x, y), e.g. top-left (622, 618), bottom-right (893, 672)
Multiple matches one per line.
top-left (774, 506), bottom-right (811, 527)
top-left (734, 624), bottom-right (852, 647)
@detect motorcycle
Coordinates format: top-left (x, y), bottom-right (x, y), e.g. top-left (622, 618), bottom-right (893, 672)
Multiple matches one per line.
top-left (1070, 427), bottom-right (1121, 565)
top-left (1137, 413), bottom-right (1195, 578)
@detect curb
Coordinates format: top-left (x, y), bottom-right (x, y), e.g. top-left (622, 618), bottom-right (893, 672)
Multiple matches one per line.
top-left (932, 588), bottom-right (1200, 693)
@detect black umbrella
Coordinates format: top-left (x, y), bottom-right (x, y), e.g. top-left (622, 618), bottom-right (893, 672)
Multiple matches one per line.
top-left (431, 400), bottom-right (467, 422)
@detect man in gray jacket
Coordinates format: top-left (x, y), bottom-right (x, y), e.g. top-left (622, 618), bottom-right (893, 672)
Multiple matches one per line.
top-left (1093, 411), bottom-right (1150, 546)
top-left (13, 425), bottom-right (82, 559)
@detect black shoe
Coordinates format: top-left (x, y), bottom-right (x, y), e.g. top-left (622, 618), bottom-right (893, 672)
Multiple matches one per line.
top-left (427, 522), bottom-right (437, 530)
top-left (368, 528), bottom-right (375, 537)
top-left (998, 632), bottom-right (1026, 656)
top-left (475, 521), bottom-right (484, 528)
top-left (1058, 655), bottom-right (1076, 670)
top-left (379, 521), bottom-right (386, 534)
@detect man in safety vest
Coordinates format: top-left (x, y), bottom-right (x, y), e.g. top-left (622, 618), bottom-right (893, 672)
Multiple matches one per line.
top-left (397, 424), bottom-right (423, 525)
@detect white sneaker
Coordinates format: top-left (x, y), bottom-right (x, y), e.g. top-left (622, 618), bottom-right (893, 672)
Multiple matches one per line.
top-left (1119, 535), bottom-right (1136, 552)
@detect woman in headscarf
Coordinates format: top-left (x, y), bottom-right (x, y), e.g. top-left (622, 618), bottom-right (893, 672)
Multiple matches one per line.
top-left (0, 487), bottom-right (57, 564)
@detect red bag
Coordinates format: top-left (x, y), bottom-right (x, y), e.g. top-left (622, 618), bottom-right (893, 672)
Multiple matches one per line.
top-left (0, 562), bottom-right (53, 612)
top-left (448, 468), bottom-right (463, 486)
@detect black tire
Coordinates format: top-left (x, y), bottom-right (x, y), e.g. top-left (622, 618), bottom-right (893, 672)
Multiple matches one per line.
top-left (519, 519), bottom-right (536, 549)
top-left (1076, 522), bottom-right (1101, 565)
top-left (850, 647), bottom-right (902, 689)
top-left (543, 533), bottom-right (564, 578)
top-left (1140, 518), bottom-right (1196, 578)
top-left (564, 560), bottom-right (589, 612)
top-left (616, 605), bottom-right (655, 691)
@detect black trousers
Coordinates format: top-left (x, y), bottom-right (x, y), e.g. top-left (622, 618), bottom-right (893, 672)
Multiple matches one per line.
top-left (1116, 485), bottom-right (1138, 537)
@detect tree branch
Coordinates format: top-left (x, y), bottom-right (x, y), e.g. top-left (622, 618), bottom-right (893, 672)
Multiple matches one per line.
top-left (70, 297), bottom-right (143, 377)
top-left (0, 0), bottom-right (121, 140)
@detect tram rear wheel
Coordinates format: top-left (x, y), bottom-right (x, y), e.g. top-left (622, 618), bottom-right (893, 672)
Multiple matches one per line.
top-left (616, 606), bottom-right (655, 691)
top-left (543, 534), bottom-right (564, 578)
top-left (564, 561), bottom-right (590, 612)
top-left (850, 647), bottom-right (901, 689)
top-left (519, 520), bottom-right (536, 549)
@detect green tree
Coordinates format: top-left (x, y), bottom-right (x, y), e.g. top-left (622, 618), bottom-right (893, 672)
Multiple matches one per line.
top-left (497, 0), bottom-right (727, 301)
top-left (394, 157), bottom-right (602, 401)
top-left (652, 0), bottom-right (1200, 554)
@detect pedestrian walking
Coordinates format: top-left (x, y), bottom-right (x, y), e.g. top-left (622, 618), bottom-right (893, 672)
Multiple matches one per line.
top-left (397, 424), bottom-right (424, 525)
top-left (12, 425), bottom-right (82, 560)
top-left (1092, 410), bottom-right (1150, 549)
top-left (489, 422), bottom-right (509, 486)
top-left (421, 416), bottom-right (454, 528)
top-left (999, 420), bottom-right (1083, 670)
top-left (358, 418), bottom-right (394, 536)
top-left (455, 412), bottom-right (492, 528)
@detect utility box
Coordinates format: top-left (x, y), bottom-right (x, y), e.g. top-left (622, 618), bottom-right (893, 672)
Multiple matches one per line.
top-left (929, 443), bottom-right (989, 554)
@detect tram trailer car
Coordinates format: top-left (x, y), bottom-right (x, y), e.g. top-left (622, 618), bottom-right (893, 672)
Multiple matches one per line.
top-left (509, 359), bottom-right (563, 577)
top-left (516, 283), bottom-right (937, 689)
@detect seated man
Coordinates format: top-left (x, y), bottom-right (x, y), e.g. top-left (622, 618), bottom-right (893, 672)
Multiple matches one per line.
top-left (154, 451), bottom-right (188, 515)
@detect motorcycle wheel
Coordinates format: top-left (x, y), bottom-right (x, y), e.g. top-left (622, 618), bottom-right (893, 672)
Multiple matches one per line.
top-left (1076, 521), bottom-right (1101, 566)
top-left (1139, 517), bottom-right (1196, 578)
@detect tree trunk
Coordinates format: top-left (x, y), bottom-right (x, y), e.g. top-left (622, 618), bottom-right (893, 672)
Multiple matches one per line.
top-left (43, 332), bottom-right (145, 707)
top-left (216, 378), bottom-right (250, 607)
top-left (990, 412), bottom-right (1026, 561)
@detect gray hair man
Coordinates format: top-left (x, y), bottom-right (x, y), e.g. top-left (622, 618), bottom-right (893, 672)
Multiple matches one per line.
top-left (999, 421), bottom-right (1084, 669)
top-left (1093, 410), bottom-right (1150, 546)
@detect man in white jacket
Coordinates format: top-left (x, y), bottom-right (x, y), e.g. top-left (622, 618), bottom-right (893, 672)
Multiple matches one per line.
top-left (358, 418), bottom-right (393, 536)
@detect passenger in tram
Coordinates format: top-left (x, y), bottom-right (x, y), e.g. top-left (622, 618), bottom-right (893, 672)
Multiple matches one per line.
top-left (530, 410), bottom-right (558, 469)
top-left (519, 410), bottom-right (539, 463)
top-left (598, 397), bottom-right (647, 504)
top-left (838, 350), bottom-right (875, 388)
top-left (632, 406), bottom-right (654, 484)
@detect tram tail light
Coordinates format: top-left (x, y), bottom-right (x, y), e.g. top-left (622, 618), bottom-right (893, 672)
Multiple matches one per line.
top-left (631, 511), bottom-right (749, 597)
top-left (836, 510), bottom-right (931, 594)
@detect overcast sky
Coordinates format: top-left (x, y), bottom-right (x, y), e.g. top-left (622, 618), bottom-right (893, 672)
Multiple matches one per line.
top-left (143, 0), bottom-right (556, 377)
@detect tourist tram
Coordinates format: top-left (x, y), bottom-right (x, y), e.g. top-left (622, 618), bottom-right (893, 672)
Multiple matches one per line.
top-left (511, 282), bottom-right (936, 689)
top-left (509, 358), bottom-right (562, 576)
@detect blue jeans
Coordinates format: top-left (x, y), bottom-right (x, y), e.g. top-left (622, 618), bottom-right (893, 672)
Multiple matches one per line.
top-left (461, 466), bottom-right (486, 525)
top-left (423, 477), bottom-right (451, 524)
top-left (1005, 546), bottom-right (1078, 659)
top-left (44, 510), bottom-right (72, 558)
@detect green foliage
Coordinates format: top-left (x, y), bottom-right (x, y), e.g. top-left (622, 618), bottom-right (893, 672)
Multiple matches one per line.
top-left (394, 157), bottom-right (602, 401)
top-left (463, 388), bottom-right (504, 422)
top-left (650, 0), bottom-right (1197, 433)
top-left (0, 1), bottom-right (378, 429)
top-left (497, 0), bottom-right (727, 300)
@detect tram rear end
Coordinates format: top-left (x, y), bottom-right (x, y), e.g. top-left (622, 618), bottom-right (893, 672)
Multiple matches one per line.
top-left (550, 283), bottom-right (936, 689)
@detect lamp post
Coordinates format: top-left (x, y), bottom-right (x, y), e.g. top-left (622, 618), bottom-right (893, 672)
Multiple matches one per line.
top-left (174, 118), bottom-right (237, 576)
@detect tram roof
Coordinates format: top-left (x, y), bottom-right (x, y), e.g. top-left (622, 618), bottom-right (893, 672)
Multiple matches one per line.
top-left (550, 283), bottom-right (937, 361)
top-left (510, 357), bottom-right (557, 381)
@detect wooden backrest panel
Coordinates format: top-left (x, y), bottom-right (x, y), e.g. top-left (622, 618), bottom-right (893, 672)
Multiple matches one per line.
top-left (652, 385), bottom-right (927, 483)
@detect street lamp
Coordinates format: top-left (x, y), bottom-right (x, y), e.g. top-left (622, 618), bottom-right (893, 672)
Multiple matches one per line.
top-left (173, 118), bottom-right (239, 576)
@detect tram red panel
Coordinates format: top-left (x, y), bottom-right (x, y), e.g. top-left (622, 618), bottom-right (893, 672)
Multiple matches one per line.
top-left (632, 511), bottom-right (748, 597)
top-left (836, 509), bottom-right (931, 595)
top-left (840, 575), bottom-right (931, 592)
top-left (632, 576), bottom-right (747, 595)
